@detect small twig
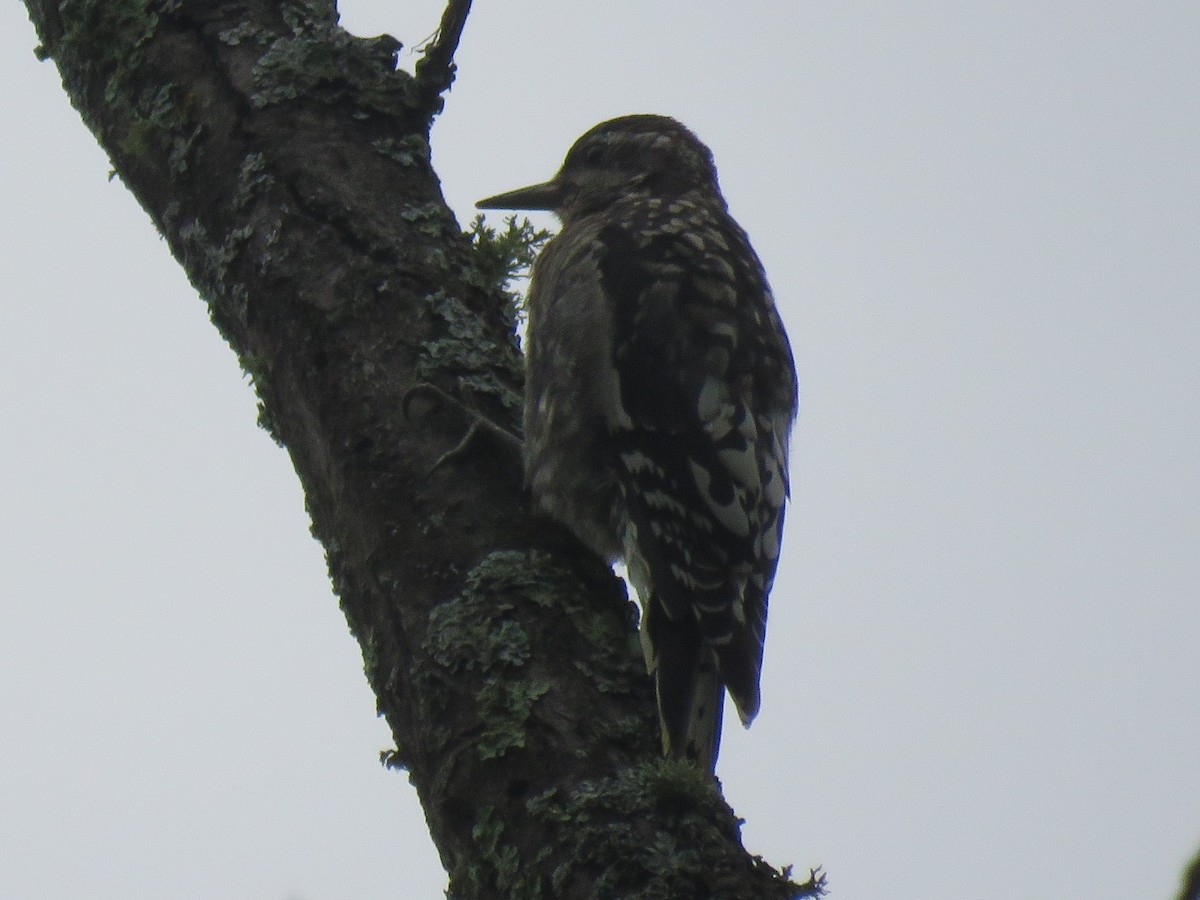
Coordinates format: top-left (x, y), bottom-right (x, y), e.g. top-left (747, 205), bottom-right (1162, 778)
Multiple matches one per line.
top-left (413, 0), bottom-right (473, 116)
top-left (401, 383), bottom-right (523, 475)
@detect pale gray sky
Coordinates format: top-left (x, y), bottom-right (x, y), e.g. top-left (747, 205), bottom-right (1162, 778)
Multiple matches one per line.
top-left (3, 3), bottom-right (1198, 898)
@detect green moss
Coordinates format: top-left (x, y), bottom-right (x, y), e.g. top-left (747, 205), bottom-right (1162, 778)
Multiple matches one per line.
top-left (399, 201), bottom-right (453, 237)
top-left (451, 806), bottom-right (551, 898)
top-left (53, 0), bottom-right (158, 82)
top-left (523, 759), bottom-right (817, 899)
top-left (117, 83), bottom-right (193, 168)
top-left (467, 214), bottom-right (549, 289)
top-left (171, 148), bottom-right (281, 352)
top-left (234, 152), bottom-right (276, 210)
top-left (424, 551), bottom-right (559, 761)
top-left (250, 10), bottom-right (412, 114)
top-left (49, 1), bottom-right (202, 177)
top-left (174, 171), bottom-right (284, 444)
top-left (417, 289), bottom-right (522, 413)
top-left (216, 20), bottom-right (261, 47)
top-left (371, 134), bottom-right (429, 167)
top-left (466, 213), bottom-right (551, 334)
top-left (470, 807), bottom-right (522, 889)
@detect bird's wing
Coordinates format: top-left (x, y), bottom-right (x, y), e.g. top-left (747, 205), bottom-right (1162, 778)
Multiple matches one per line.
top-left (593, 199), bottom-right (796, 727)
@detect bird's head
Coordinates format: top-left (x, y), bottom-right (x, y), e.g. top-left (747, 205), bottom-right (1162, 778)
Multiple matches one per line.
top-left (477, 115), bottom-right (722, 222)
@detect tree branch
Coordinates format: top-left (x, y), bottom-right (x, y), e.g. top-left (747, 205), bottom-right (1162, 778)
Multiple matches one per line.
top-left (414, 0), bottom-right (472, 116)
top-left (19, 0), bottom-right (814, 895)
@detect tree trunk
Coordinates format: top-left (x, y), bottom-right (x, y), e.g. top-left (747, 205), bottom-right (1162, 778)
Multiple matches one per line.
top-left (20, 1), bottom-right (818, 896)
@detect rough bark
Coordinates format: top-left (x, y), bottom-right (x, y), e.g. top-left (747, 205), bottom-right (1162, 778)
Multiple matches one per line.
top-left (20, 1), bottom-right (819, 896)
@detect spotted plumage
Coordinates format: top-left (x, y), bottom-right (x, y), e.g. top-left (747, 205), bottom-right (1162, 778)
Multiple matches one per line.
top-left (478, 115), bottom-right (797, 770)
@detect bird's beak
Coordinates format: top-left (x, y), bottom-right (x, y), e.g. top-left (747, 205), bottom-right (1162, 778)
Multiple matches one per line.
top-left (476, 178), bottom-right (562, 211)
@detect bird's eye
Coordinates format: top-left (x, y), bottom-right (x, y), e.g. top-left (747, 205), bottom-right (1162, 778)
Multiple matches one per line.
top-left (583, 144), bottom-right (605, 165)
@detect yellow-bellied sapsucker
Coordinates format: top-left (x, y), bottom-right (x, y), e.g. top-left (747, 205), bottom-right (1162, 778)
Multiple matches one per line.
top-left (478, 115), bottom-right (797, 771)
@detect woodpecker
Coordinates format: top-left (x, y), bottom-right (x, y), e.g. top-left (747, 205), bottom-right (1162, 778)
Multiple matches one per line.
top-left (478, 115), bottom-right (797, 771)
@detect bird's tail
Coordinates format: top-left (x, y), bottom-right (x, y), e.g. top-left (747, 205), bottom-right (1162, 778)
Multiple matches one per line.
top-left (650, 627), bottom-right (725, 772)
